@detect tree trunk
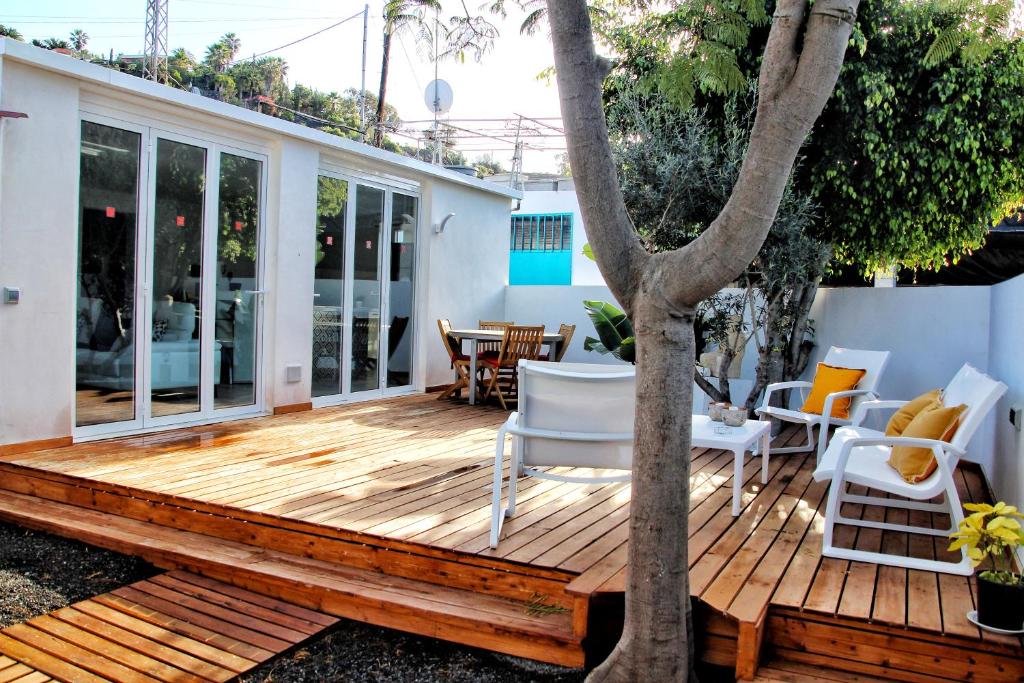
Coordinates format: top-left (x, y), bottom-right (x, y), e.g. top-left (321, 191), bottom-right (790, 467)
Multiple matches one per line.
top-left (545, 0), bottom-right (859, 679)
top-left (589, 293), bottom-right (698, 682)
top-left (373, 29), bottom-right (392, 147)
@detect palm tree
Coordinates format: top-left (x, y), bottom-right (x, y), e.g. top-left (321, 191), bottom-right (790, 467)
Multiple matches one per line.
top-left (69, 29), bottom-right (88, 51)
top-left (220, 33), bottom-right (241, 62)
top-left (373, 1), bottom-right (441, 146)
top-left (39, 38), bottom-right (71, 50)
top-left (204, 33), bottom-right (241, 73)
top-left (254, 56), bottom-right (288, 99)
top-left (0, 25), bottom-right (24, 41)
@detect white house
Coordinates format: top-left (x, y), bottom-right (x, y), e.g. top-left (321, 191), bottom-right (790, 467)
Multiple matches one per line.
top-left (0, 39), bottom-right (519, 449)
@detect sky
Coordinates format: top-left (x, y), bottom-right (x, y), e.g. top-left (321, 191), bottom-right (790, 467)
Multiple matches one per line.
top-left (0, 0), bottom-right (567, 171)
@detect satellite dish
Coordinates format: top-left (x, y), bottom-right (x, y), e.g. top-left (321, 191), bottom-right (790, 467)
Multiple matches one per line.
top-left (424, 79), bottom-right (453, 115)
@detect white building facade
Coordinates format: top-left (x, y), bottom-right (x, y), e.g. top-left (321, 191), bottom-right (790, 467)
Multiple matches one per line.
top-left (0, 40), bottom-right (519, 448)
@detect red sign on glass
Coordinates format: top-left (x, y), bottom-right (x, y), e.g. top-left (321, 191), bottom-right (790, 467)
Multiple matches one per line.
top-left (175, 216), bottom-right (185, 227)
top-left (105, 206), bottom-right (116, 218)
top-left (365, 240), bottom-right (372, 249)
top-left (234, 221), bottom-right (243, 232)
top-left (326, 236), bottom-right (333, 246)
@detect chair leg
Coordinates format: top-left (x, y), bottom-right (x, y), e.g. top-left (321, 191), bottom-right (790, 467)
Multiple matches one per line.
top-left (770, 420), bottom-right (817, 455)
top-left (822, 478), bottom-right (973, 575)
top-left (507, 434), bottom-right (519, 518)
top-left (490, 423), bottom-right (509, 549)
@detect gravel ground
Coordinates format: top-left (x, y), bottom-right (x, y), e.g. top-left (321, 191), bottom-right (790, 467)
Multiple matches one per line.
top-left (241, 623), bottom-right (589, 683)
top-left (0, 520), bottom-right (156, 628)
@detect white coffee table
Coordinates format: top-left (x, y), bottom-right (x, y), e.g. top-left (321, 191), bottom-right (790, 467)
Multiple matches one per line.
top-left (691, 415), bottom-right (772, 516)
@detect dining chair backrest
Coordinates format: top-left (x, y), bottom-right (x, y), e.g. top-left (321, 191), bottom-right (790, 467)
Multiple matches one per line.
top-left (941, 364), bottom-right (1007, 453)
top-left (479, 320), bottom-right (514, 355)
top-left (518, 360), bottom-right (635, 470)
top-left (437, 318), bottom-right (461, 362)
top-left (496, 325), bottom-right (544, 366)
top-left (555, 323), bottom-right (576, 362)
top-left (820, 346), bottom-right (891, 416)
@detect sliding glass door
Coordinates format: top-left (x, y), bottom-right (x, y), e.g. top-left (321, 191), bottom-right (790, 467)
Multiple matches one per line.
top-left (311, 178), bottom-right (418, 404)
top-left (75, 120), bottom-right (265, 435)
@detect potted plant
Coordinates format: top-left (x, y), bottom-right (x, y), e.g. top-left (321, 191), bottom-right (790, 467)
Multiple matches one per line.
top-left (948, 502), bottom-right (1024, 631)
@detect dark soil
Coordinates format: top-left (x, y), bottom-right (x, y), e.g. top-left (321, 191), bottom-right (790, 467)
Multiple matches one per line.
top-left (241, 624), bottom-right (587, 683)
top-left (0, 520), bottom-right (156, 628)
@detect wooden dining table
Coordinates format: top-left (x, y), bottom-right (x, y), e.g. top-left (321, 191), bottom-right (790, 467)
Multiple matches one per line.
top-left (447, 328), bottom-right (566, 405)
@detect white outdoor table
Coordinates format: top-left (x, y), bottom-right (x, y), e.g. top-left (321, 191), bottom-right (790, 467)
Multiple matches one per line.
top-left (691, 415), bottom-right (772, 516)
top-left (448, 329), bottom-right (565, 405)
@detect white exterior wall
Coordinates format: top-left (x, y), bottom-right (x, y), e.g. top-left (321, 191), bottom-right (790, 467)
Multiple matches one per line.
top-left (504, 285), bottom-right (625, 364)
top-left (421, 180), bottom-right (513, 388)
top-left (0, 43), bottom-right (518, 446)
top-left (265, 139), bottom-right (319, 408)
top-left (0, 61), bottom-right (80, 445)
top-left (988, 273), bottom-right (1024, 508)
top-left (514, 190), bottom-right (604, 285)
top-left (807, 286), bottom-right (996, 469)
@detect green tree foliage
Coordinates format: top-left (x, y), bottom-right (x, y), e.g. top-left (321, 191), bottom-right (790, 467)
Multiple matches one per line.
top-left (472, 154), bottom-right (506, 176)
top-left (805, 0), bottom-right (1024, 271)
top-left (69, 29), bottom-right (88, 51)
top-left (0, 25), bottom-right (23, 41)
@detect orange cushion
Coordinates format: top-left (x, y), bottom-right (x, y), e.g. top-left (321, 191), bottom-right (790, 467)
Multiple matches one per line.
top-left (887, 403), bottom-right (967, 483)
top-left (799, 363), bottom-right (867, 418)
top-left (885, 389), bottom-right (942, 436)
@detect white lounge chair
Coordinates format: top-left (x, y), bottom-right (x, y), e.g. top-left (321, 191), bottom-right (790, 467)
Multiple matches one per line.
top-left (812, 364), bottom-right (1007, 575)
top-left (489, 360), bottom-right (635, 549)
top-left (755, 347), bottom-right (891, 461)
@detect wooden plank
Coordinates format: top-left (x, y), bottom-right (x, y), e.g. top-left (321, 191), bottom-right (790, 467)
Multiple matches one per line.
top-left (0, 664), bottom-right (35, 683)
top-left (2, 623), bottom-right (162, 683)
top-left (27, 614), bottom-right (196, 683)
top-left (0, 633), bottom-right (109, 683)
top-left (8, 673), bottom-right (51, 683)
top-left (73, 600), bottom-right (256, 674)
top-left (53, 606), bottom-right (235, 682)
top-left (92, 593), bottom-right (272, 663)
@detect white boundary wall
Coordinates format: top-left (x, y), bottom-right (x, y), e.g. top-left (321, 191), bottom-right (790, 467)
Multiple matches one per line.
top-left (506, 277), bottom-right (1024, 503)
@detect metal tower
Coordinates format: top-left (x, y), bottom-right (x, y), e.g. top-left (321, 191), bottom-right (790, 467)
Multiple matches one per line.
top-left (143, 0), bottom-right (169, 82)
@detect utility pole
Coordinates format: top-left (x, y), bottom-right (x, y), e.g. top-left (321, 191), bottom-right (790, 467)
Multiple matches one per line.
top-left (359, 4), bottom-right (368, 141)
top-left (143, 0), bottom-right (169, 83)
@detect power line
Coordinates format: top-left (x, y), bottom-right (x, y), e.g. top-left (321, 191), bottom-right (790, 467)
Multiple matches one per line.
top-left (6, 16), bottom-right (350, 24)
top-left (228, 11), bottom-right (364, 64)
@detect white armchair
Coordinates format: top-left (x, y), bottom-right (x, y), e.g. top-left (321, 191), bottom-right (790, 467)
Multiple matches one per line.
top-left (756, 347), bottom-right (891, 460)
top-left (489, 361), bottom-right (635, 549)
top-left (813, 364), bottom-right (1007, 575)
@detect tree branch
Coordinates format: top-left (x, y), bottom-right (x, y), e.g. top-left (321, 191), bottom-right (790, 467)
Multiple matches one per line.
top-left (547, 0), bottom-right (649, 315)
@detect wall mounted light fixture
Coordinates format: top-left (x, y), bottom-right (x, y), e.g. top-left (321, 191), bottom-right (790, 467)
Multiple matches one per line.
top-left (434, 212), bottom-right (455, 235)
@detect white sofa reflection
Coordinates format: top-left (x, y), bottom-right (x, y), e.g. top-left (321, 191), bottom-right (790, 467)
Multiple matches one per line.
top-left (77, 297), bottom-right (219, 391)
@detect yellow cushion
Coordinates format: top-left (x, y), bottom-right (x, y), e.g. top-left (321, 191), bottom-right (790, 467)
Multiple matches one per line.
top-left (888, 404), bottom-right (967, 483)
top-left (885, 389), bottom-right (942, 436)
top-left (800, 363), bottom-right (867, 418)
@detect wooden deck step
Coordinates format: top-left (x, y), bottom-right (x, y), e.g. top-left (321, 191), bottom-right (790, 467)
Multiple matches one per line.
top-left (0, 490), bottom-right (584, 667)
top-left (0, 570), bottom-right (334, 683)
top-left (752, 657), bottom-right (894, 682)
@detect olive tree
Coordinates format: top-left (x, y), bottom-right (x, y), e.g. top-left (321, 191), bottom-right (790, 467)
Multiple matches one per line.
top-left (545, 0), bottom-right (858, 680)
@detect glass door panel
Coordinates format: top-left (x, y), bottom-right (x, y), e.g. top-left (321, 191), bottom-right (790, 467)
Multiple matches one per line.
top-left (214, 153), bottom-right (262, 409)
top-left (312, 176), bottom-right (349, 398)
top-left (151, 138), bottom-right (206, 418)
top-left (350, 185), bottom-right (384, 393)
top-left (386, 193), bottom-right (417, 389)
top-left (76, 122), bottom-right (142, 427)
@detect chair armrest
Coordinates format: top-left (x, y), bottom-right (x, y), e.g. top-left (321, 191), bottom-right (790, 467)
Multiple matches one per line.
top-left (822, 389), bottom-right (878, 425)
top-left (827, 435), bottom-right (964, 484)
top-left (848, 399), bottom-right (908, 427)
top-left (758, 381), bottom-right (813, 412)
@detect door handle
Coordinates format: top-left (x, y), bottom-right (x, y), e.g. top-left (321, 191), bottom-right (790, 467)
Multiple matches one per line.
top-left (245, 290), bottom-right (266, 295)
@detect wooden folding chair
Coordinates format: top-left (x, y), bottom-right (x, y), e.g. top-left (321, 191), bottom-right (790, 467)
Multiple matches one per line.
top-left (540, 323), bottom-right (576, 362)
top-left (481, 325), bottom-right (544, 409)
top-left (478, 320), bottom-right (514, 359)
top-left (436, 319), bottom-right (476, 401)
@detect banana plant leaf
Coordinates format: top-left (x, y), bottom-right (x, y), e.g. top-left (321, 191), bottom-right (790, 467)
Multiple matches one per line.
top-left (582, 300), bottom-right (636, 364)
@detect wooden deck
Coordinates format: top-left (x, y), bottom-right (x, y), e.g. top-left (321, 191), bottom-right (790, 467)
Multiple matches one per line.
top-left (0, 570), bottom-right (336, 682)
top-left (0, 394), bottom-right (1021, 681)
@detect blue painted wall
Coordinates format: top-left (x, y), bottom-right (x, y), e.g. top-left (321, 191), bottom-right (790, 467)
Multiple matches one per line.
top-left (509, 250), bottom-right (572, 285)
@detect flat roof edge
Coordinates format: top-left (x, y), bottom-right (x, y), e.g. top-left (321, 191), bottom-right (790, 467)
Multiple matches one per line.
top-left (0, 39), bottom-right (522, 200)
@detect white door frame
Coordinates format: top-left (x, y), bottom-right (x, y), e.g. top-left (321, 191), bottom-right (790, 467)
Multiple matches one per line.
top-left (73, 118), bottom-right (268, 438)
top-left (311, 178), bottom-right (421, 407)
